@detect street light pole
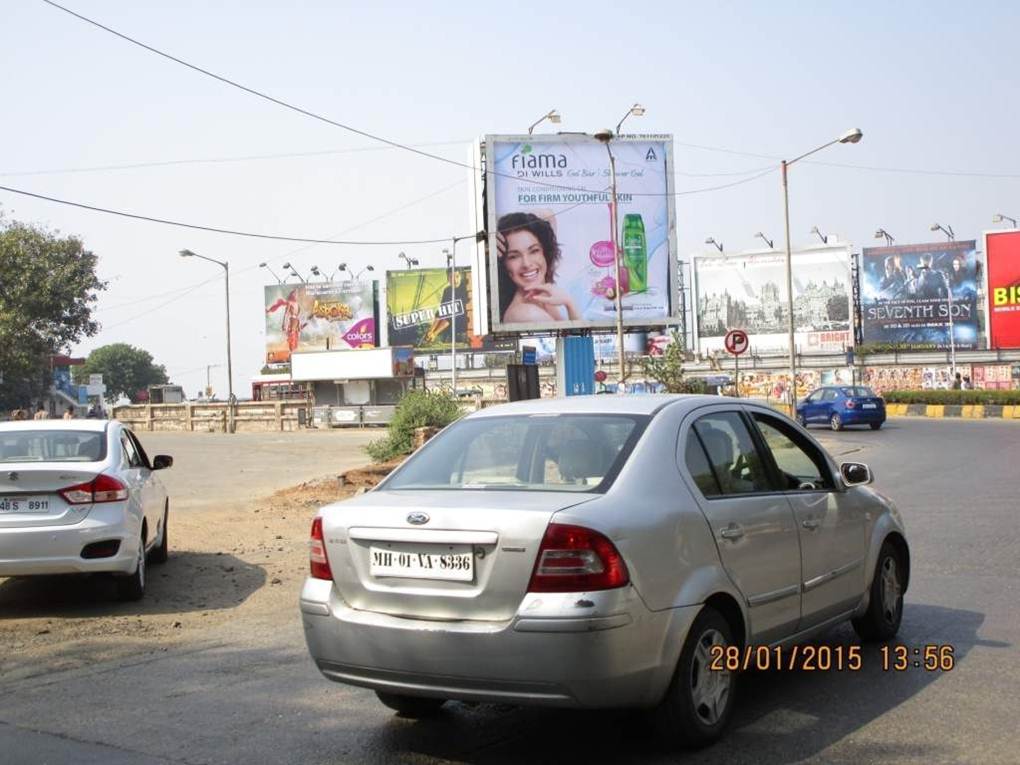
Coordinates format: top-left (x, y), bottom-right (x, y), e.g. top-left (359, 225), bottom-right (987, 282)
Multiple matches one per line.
top-left (606, 145), bottom-right (626, 389)
top-left (445, 246), bottom-right (457, 394)
top-left (940, 271), bottom-right (957, 379)
top-left (179, 249), bottom-right (234, 415)
top-left (779, 128), bottom-right (863, 409)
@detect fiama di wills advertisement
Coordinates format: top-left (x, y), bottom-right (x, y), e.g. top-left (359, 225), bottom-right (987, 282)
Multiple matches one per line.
top-left (485, 135), bottom-right (677, 333)
top-left (264, 282), bottom-right (377, 363)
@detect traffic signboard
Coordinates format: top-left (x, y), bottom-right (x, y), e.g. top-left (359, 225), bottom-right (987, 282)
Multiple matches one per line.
top-left (724, 329), bottom-right (749, 356)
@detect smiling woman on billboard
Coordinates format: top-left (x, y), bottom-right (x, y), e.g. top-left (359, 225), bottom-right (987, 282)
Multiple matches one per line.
top-left (496, 212), bottom-right (580, 323)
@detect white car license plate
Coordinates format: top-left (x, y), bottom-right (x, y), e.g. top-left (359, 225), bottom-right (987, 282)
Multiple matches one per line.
top-left (0, 496), bottom-right (50, 513)
top-left (863, 403), bottom-right (877, 409)
top-left (369, 545), bottom-right (474, 582)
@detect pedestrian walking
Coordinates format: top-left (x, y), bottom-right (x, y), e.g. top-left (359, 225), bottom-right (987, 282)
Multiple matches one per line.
top-left (32, 404), bottom-right (48, 420)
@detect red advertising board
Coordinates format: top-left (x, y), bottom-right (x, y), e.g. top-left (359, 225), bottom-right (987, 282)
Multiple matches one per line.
top-left (985, 230), bottom-right (1020, 349)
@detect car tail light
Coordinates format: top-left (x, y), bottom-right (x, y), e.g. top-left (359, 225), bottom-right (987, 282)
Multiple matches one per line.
top-left (58, 474), bottom-right (129, 504)
top-left (309, 517), bottom-right (333, 580)
top-left (845, 400), bottom-right (857, 409)
top-left (528, 523), bottom-right (629, 593)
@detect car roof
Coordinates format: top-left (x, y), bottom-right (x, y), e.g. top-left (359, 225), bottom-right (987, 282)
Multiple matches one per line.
top-left (466, 394), bottom-right (732, 419)
top-left (0, 419), bottom-right (112, 433)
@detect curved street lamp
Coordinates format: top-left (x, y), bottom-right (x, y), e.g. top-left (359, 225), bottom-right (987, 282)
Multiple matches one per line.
top-left (780, 128), bottom-right (864, 406)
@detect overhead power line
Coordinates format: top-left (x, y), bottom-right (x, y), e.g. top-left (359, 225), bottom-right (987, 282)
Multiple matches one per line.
top-left (0, 141), bottom-right (470, 178)
top-left (36, 1), bottom-right (782, 198)
top-left (35, 3), bottom-right (1020, 184)
top-left (0, 184), bottom-right (455, 245)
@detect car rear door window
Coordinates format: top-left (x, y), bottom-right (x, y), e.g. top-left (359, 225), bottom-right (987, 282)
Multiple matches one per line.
top-left (684, 432), bottom-right (721, 497)
top-left (822, 389), bottom-right (839, 402)
top-left (751, 413), bottom-right (834, 491)
top-left (691, 412), bottom-right (771, 496)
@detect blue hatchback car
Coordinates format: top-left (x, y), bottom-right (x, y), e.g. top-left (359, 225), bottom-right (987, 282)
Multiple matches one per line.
top-left (796, 385), bottom-right (886, 431)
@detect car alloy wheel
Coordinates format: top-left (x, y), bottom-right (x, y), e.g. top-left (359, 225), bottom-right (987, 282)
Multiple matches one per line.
top-left (797, 413), bottom-right (807, 427)
top-left (690, 628), bottom-right (731, 727)
top-left (880, 555), bottom-right (902, 627)
top-left (830, 413), bottom-right (843, 431)
top-left (852, 540), bottom-right (905, 641)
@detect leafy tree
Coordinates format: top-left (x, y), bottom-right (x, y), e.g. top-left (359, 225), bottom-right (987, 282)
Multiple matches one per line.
top-left (366, 390), bottom-right (463, 462)
top-left (643, 330), bottom-right (706, 394)
top-left (0, 213), bottom-right (105, 410)
top-left (75, 344), bottom-right (169, 403)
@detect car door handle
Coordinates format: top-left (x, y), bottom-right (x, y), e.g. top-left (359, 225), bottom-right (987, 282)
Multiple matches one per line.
top-left (720, 526), bottom-right (744, 541)
top-left (802, 519), bottom-right (821, 530)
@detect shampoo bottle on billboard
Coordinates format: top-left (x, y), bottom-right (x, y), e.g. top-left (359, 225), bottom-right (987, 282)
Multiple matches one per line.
top-left (622, 214), bottom-right (647, 293)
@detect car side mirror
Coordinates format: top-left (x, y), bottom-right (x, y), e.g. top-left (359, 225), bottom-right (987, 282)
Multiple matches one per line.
top-left (840, 462), bottom-right (872, 486)
top-left (152, 454), bottom-right (173, 470)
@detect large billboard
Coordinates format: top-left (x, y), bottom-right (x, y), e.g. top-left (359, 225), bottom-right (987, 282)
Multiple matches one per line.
top-left (693, 246), bottom-right (853, 355)
top-left (484, 134), bottom-right (678, 333)
top-left (860, 241), bottom-right (978, 351)
top-left (985, 230), bottom-right (1020, 349)
top-left (264, 282), bottom-right (377, 364)
top-left (387, 267), bottom-right (488, 351)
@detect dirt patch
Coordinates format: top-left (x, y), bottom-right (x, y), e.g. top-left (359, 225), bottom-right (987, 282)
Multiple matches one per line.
top-left (0, 458), bottom-right (401, 682)
top-left (268, 456), bottom-right (403, 510)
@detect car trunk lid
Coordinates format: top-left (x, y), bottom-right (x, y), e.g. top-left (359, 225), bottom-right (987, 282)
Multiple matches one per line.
top-left (319, 490), bottom-right (599, 621)
top-left (0, 466), bottom-right (100, 528)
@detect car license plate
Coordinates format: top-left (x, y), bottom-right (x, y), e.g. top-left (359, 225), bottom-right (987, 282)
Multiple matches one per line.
top-left (863, 403), bottom-right (877, 409)
top-left (0, 496), bottom-right (50, 513)
top-left (369, 545), bottom-right (474, 582)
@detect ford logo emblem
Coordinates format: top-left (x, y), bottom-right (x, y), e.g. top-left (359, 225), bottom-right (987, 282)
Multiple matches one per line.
top-left (407, 512), bottom-right (430, 525)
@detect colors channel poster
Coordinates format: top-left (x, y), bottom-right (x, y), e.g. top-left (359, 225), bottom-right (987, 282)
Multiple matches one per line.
top-left (693, 246), bottom-right (853, 355)
top-left (485, 134), bottom-right (678, 333)
top-left (264, 282), bottom-right (377, 363)
top-left (984, 230), bottom-right (1020, 350)
top-left (387, 267), bottom-right (486, 351)
top-left (860, 241), bottom-right (978, 351)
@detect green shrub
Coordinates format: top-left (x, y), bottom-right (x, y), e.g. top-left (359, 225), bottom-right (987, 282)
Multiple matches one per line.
top-left (365, 390), bottom-right (463, 462)
top-left (881, 389), bottom-right (1020, 406)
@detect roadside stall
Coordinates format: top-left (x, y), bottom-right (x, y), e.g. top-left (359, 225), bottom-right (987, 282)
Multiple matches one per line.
top-left (290, 347), bottom-right (415, 427)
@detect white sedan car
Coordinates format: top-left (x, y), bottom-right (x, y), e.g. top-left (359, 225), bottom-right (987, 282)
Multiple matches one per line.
top-left (0, 420), bottom-right (172, 600)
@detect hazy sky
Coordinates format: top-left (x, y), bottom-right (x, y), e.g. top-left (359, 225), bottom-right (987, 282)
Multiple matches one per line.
top-left (3, 0), bottom-right (1018, 397)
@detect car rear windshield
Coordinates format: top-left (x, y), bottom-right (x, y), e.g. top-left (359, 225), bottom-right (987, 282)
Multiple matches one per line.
top-left (382, 413), bottom-right (648, 493)
top-left (840, 387), bottom-right (877, 398)
top-left (0, 431), bottom-right (107, 462)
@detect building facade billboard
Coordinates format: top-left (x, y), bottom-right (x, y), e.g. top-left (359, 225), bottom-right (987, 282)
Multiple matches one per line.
top-left (860, 241), bottom-right (978, 351)
top-left (264, 282), bottom-right (377, 363)
top-left (693, 246), bottom-right (853, 355)
top-left (985, 230), bottom-right (1020, 349)
top-left (484, 134), bottom-right (678, 334)
top-left (386, 267), bottom-right (486, 351)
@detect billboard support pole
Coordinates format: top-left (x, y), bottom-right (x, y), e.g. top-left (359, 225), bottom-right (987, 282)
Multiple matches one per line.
top-left (603, 141), bottom-right (626, 390)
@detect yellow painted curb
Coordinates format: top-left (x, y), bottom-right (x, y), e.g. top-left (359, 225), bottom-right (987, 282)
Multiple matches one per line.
top-left (973, 405), bottom-right (985, 419)
top-left (961, 405), bottom-right (973, 418)
top-left (1005, 405), bottom-right (1016, 419)
top-left (925, 405), bottom-right (945, 418)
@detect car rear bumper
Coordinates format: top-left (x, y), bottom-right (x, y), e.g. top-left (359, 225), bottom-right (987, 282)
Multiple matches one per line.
top-left (300, 577), bottom-right (698, 709)
top-left (842, 410), bottom-right (886, 424)
top-left (0, 504), bottom-right (139, 576)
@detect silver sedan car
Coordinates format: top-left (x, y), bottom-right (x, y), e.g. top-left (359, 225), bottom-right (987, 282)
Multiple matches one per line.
top-left (0, 419), bottom-right (172, 600)
top-left (300, 395), bottom-right (909, 747)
